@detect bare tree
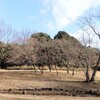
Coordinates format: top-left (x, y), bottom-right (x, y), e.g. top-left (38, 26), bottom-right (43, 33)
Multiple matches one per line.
top-left (78, 10), bottom-right (100, 82)
top-left (7, 30), bottom-right (37, 68)
top-left (0, 20), bottom-right (14, 43)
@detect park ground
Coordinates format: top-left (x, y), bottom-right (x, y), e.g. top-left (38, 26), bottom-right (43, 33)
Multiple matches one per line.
top-left (0, 69), bottom-right (100, 100)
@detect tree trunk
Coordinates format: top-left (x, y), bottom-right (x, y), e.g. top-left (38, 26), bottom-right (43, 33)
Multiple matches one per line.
top-left (0, 61), bottom-right (1, 69)
top-left (65, 65), bottom-right (69, 74)
top-left (38, 66), bottom-right (43, 74)
top-left (86, 71), bottom-right (90, 82)
top-left (72, 69), bottom-right (75, 76)
top-left (48, 65), bottom-right (52, 72)
top-left (42, 66), bottom-right (44, 74)
top-left (55, 65), bottom-right (58, 75)
top-left (33, 65), bottom-right (37, 74)
top-left (85, 66), bottom-right (90, 82)
top-left (90, 56), bottom-right (100, 82)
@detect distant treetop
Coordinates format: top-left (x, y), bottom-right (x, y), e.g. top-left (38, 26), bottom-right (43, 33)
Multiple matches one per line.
top-left (30, 32), bottom-right (51, 42)
top-left (54, 31), bottom-right (70, 40)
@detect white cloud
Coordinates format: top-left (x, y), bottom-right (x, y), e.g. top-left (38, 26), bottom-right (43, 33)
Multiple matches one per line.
top-left (42, 0), bottom-right (51, 11)
top-left (40, 9), bottom-right (47, 15)
top-left (47, 22), bottom-right (54, 30)
top-left (42, 0), bottom-right (100, 29)
top-left (72, 28), bottom-right (100, 47)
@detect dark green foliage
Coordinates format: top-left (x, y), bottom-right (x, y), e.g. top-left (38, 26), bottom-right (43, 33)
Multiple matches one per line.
top-left (0, 44), bottom-right (12, 68)
top-left (54, 31), bottom-right (81, 47)
top-left (54, 31), bottom-right (70, 40)
top-left (31, 32), bottom-right (51, 42)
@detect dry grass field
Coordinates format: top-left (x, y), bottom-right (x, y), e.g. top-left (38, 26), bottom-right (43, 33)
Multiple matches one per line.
top-left (0, 93), bottom-right (100, 100)
top-left (0, 69), bottom-right (100, 100)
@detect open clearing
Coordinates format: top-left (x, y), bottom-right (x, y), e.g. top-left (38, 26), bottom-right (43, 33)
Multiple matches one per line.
top-left (0, 69), bottom-right (100, 100)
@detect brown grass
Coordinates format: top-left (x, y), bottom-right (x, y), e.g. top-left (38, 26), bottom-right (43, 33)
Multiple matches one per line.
top-left (0, 70), bottom-right (85, 89)
top-left (0, 93), bottom-right (100, 100)
top-left (0, 69), bottom-right (100, 99)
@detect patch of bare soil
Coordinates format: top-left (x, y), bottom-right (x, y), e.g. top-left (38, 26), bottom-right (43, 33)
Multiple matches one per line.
top-left (0, 70), bottom-right (100, 97)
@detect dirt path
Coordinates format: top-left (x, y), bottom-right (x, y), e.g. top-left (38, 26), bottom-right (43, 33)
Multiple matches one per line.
top-left (0, 93), bottom-right (100, 100)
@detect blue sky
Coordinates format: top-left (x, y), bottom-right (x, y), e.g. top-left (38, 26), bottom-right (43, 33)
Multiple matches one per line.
top-left (0, 0), bottom-right (100, 39)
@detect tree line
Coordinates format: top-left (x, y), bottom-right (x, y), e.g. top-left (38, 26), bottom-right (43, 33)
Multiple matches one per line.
top-left (0, 31), bottom-right (99, 76)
